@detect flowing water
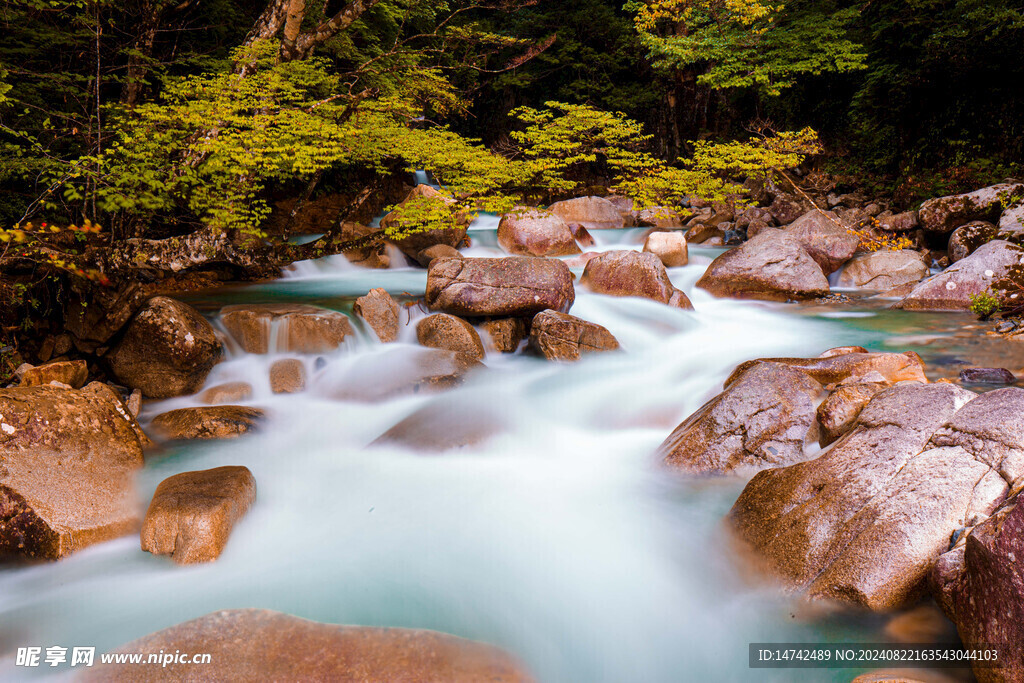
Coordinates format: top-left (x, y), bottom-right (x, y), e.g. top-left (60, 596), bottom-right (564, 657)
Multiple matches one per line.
top-left (0, 222), bottom-right (1004, 682)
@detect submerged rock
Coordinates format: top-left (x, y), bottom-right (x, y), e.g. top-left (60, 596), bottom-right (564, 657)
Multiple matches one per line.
top-left (894, 240), bottom-right (1024, 311)
top-left (0, 384), bottom-right (146, 560)
top-left (729, 383), bottom-right (1024, 611)
top-left (836, 250), bottom-right (929, 290)
top-left (959, 367), bottom-right (1016, 384)
top-left (107, 297), bottom-right (221, 398)
top-left (579, 250), bottom-right (693, 309)
top-left (372, 396), bottom-right (509, 452)
top-left (150, 406), bottom-right (264, 441)
top-left (200, 382), bottom-right (253, 405)
top-left (642, 231), bottom-right (689, 267)
top-left (425, 257), bottom-right (574, 318)
top-left (220, 304), bottom-right (354, 354)
top-left (696, 231), bottom-right (830, 301)
top-left (323, 347), bottom-right (481, 402)
top-left (919, 182), bottom-right (1024, 233)
top-left (269, 358), bottom-right (306, 394)
top-left (141, 466), bottom-right (256, 565)
top-left (498, 208), bottom-right (581, 257)
top-left (549, 196), bottom-right (625, 230)
top-left (784, 210), bottom-right (861, 275)
top-left (417, 314), bottom-right (486, 360)
top-left (528, 310), bottom-right (619, 362)
top-left (81, 609), bottom-right (534, 682)
top-left (353, 288), bottom-right (401, 343)
top-left (659, 361), bottom-right (824, 476)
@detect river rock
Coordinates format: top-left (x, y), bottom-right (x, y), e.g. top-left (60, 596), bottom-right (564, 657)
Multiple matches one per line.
top-left (270, 358), bottom-right (306, 394)
top-left (549, 196), bottom-right (625, 230)
top-left (919, 182), bottom-right (1024, 233)
top-left (323, 347), bottom-right (481, 402)
top-left (353, 288), bottom-right (401, 343)
top-left (0, 383), bottom-right (145, 560)
top-left (768, 194), bottom-right (807, 225)
top-left (200, 382), bottom-right (253, 405)
top-left (107, 297), bottom-right (221, 399)
top-left (729, 383), bottom-right (1024, 611)
top-left (150, 406), bottom-right (264, 441)
top-left (479, 318), bottom-right (529, 353)
top-left (81, 609), bottom-right (534, 682)
top-left (636, 207), bottom-right (684, 228)
top-left (425, 257), bottom-right (574, 317)
top-left (419, 244), bottom-right (463, 264)
top-left (18, 360), bottom-right (88, 389)
top-left (877, 211), bottom-right (920, 233)
top-left (894, 240), bottom-right (1024, 311)
top-left (220, 304), bottom-right (354, 354)
top-left (836, 250), bottom-right (929, 290)
top-left (643, 231), bottom-right (689, 267)
top-left (381, 184), bottom-right (468, 266)
top-left (816, 381), bottom-right (889, 446)
top-left (725, 350), bottom-right (928, 387)
top-left (948, 221), bottom-right (998, 263)
top-left (784, 210), bottom-right (861, 275)
top-left (999, 203), bottom-right (1024, 235)
top-left (659, 362), bottom-right (824, 475)
top-left (959, 367), bottom-right (1016, 384)
top-left (528, 310), bottom-right (619, 362)
top-left (417, 314), bottom-right (486, 360)
top-left (696, 231), bottom-right (830, 301)
top-left (141, 466), bottom-right (256, 565)
top-left (933, 492), bottom-right (1024, 683)
top-left (498, 208), bottom-right (581, 257)
top-left (569, 223), bottom-right (596, 248)
top-left (579, 250), bottom-right (693, 309)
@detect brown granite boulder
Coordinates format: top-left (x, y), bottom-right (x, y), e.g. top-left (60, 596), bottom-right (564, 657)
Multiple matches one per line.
top-left (696, 231), bottom-right (830, 301)
top-left (425, 257), bottom-right (574, 317)
top-left (417, 314), bottom-right (486, 360)
top-left (381, 184), bottom-right (468, 266)
top-left (579, 250), bottom-right (693, 309)
top-left (141, 466), bottom-right (256, 565)
top-left (919, 182), bottom-right (1024, 233)
top-left (18, 360), bottom-right (88, 389)
top-left (480, 318), bottom-right (529, 353)
top-left (528, 310), bottom-right (619, 362)
top-left (876, 211), bottom-right (920, 233)
top-left (220, 304), bottom-right (354, 354)
top-left (269, 358), bottom-right (306, 394)
top-left (353, 288), bottom-right (401, 343)
top-left (729, 383), bottom-right (1022, 611)
top-left (948, 221), bottom-right (999, 263)
top-left (81, 609), bottom-right (534, 683)
top-left (0, 383), bottom-right (146, 560)
top-left (642, 231), bottom-right (689, 267)
top-left (894, 240), bottom-right (1024, 311)
top-left (784, 210), bottom-right (861, 275)
top-left (107, 297), bottom-right (221, 398)
top-left (659, 361), bottom-right (824, 476)
top-left (150, 406), bottom-right (264, 441)
top-left (549, 196), bottom-right (625, 230)
top-left (836, 250), bottom-right (929, 290)
top-left (200, 382), bottom-right (253, 405)
top-left (498, 208), bottom-right (581, 257)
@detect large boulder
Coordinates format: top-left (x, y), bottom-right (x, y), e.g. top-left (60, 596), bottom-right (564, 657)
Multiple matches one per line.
top-left (417, 314), bottom-right (486, 360)
top-left (696, 231), bottom-right (830, 301)
top-left (353, 288), bottom-right (401, 343)
top-left (549, 196), bottom-right (625, 230)
top-left (425, 257), bottom-right (574, 317)
top-left (579, 250), bottom-right (693, 309)
top-left (947, 221), bottom-right (999, 263)
top-left (497, 208), bottom-right (581, 257)
top-left (528, 310), bottom-right (619, 362)
top-left (141, 466), bottom-right (256, 565)
top-left (836, 250), bottom-right (929, 290)
top-left (894, 240), bottom-right (1024, 311)
top-left (729, 383), bottom-right (1024, 611)
top-left (784, 210), bottom-right (861, 275)
top-left (150, 406), bottom-right (264, 441)
top-left (659, 362), bottom-right (824, 475)
top-left (107, 297), bottom-right (221, 399)
top-left (934, 492), bottom-right (1024, 683)
top-left (0, 383), bottom-right (145, 560)
top-left (381, 184), bottom-right (468, 266)
top-left (642, 231), bottom-right (689, 267)
top-left (919, 182), bottom-right (1024, 233)
top-left (220, 304), bottom-right (354, 354)
top-left (81, 609), bottom-right (534, 682)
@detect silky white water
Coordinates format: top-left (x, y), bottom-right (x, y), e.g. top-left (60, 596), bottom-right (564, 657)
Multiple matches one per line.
top-left (1, 234), bottom-right (911, 682)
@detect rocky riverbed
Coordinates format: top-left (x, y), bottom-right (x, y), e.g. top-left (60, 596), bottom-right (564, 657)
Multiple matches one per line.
top-left (2, 182), bottom-right (1024, 682)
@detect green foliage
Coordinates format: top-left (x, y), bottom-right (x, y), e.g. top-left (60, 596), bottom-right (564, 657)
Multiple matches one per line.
top-left (970, 291), bottom-right (1001, 319)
